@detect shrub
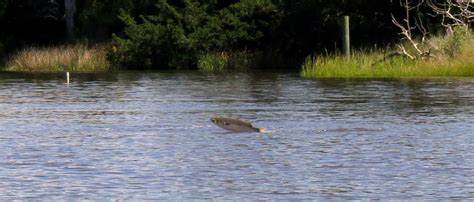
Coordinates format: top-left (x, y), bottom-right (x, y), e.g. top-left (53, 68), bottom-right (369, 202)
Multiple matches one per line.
top-left (109, 0), bottom-right (282, 70)
top-left (443, 26), bottom-right (469, 58)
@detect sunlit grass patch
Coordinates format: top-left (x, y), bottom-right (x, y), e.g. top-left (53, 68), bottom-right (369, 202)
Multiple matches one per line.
top-left (301, 35), bottom-right (474, 78)
top-left (6, 43), bottom-right (111, 72)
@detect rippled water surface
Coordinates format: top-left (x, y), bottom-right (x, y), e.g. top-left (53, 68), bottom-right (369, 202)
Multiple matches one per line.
top-left (0, 71), bottom-right (473, 200)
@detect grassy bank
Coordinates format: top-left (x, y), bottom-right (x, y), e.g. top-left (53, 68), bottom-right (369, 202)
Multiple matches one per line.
top-left (5, 43), bottom-right (110, 72)
top-left (301, 34), bottom-right (474, 78)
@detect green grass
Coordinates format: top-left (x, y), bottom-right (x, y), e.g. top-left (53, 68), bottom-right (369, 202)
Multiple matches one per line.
top-left (5, 43), bottom-right (111, 72)
top-left (301, 35), bottom-right (474, 78)
top-left (197, 51), bottom-right (261, 71)
top-left (197, 52), bottom-right (231, 71)
top-left (197, 51), bottom-right (287, 71)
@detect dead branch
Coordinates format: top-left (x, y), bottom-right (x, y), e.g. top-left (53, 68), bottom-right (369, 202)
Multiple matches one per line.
top-left (392, 0), bottom-right (433, 59)
top-left (397, 44), bottom-right (416, 59)
top-left (426, 0), bottom-right (473, 33)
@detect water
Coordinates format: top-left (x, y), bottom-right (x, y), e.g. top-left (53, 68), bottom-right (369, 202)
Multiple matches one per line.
top-left (0, 71), bottom-right (473, 200)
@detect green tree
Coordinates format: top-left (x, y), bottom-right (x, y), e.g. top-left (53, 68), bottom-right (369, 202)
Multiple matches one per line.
top-left (0, 0), bottom-right (6, 58)
top-left (77, 0), bottom-right (135, 40)
top-left (1, 0), bottom-right (64, 47)
top-left (110, 0), bottom-right (283, 69)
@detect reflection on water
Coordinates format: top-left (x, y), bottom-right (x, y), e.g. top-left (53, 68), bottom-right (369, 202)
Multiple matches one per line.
top-left (0, 71), bottom-right (473, 200)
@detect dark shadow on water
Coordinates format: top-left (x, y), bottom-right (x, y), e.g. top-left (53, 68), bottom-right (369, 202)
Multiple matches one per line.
top-left (1, 70), bottom-right (472, 119)
top-left (309, 78), bottom-right (473, 118)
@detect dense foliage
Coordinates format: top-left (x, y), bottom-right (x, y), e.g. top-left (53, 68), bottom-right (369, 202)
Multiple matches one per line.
top-left (0, 0), bottom-right (455, 69)
top-left (109, 0), bottom-right (283, 69)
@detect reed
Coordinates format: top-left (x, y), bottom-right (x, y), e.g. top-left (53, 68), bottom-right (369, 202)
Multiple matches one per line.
top-left (198, 51), bottom-right (261, 71)
top-left (197, 51), bottom-right (286, 71)
top-left (197, 52), bottom-right (230, 71)
top-left (301, 34), bottom-right (474, 78)
top-left (5, 43), bottom-right (111, 72)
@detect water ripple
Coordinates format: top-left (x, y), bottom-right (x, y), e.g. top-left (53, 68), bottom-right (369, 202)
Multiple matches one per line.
top-left (0, 72), bottom-right (473, 200)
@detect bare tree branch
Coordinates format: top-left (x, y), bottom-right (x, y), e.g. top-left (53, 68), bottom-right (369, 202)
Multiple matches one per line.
top-left (397, 44), bottom-right (416, 59)
top-left (391, 0), bottom-right (432, 59)
top-left (426, 0), bottom-right (473, 33)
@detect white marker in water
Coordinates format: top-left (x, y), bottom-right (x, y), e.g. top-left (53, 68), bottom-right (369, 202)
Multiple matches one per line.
top-left (66, 72), bottom-right (70, 84)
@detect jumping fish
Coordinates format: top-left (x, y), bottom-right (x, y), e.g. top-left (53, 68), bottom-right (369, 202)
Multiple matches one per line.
top-left (210, 116), bottom-right (266, 133)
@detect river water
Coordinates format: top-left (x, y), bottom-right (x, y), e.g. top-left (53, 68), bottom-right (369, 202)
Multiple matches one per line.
top-left (0, 71), bottom-right (473, 200)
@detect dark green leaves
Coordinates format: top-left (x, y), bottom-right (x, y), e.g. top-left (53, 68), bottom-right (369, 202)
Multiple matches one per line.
top-left (110, 0), bottom-right (283, 69)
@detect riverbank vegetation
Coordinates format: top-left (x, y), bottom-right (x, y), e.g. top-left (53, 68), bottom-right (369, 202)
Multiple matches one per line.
top-left (197, 51), bottom-right (288, 71)
top-left (5, 43), bottom-right (110, 72)
top-left (0, 0), bottom-right (472, 76)
top-left (0, 0), bottom-right (403, 72)
top-left (302, 0), bottom-right (474, 78)
top-left (302, 32), bottom-right (474, 78)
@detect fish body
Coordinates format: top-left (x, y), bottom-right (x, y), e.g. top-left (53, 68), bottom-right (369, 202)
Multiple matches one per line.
top-left (210, 117), bottom-right (266, 133)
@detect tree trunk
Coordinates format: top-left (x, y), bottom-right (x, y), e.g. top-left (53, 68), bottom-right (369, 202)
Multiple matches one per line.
top-left (64, 0), bottom-right (76, 39)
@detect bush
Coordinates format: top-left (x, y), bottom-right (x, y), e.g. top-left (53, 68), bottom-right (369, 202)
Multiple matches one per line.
top-left (443, 26), bottom-right (469, 58)
top-left (109, 0), bottom-right (282, 70)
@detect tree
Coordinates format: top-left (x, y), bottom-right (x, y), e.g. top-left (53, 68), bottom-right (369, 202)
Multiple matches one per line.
top-left (391, 0), bottom-right (473, 59)
top-left (110, 0), bottom-right (283, 69)
top-left (77, 0), bottom-right (143, 40)
top-left (427, 0), bottom-right (473, 34)
top-left (3, 0), bottom-right (64, 45)
top-left (0, 0), bottom-right (6, 57)
top-left (391, 0), bottom-right (432, 60)
top-left (64, 0), bottom-right (76, 39)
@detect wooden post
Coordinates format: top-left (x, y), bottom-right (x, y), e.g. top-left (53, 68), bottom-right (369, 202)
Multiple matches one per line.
top-left (343, 16), bottom-right (350, 58)
top-left (66, 72), bottom-right (70, 84)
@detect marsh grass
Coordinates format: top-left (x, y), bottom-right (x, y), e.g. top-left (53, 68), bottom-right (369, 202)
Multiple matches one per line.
top-left (198, 51), bottom-right (259, 71)
top-left (301, 34), bottom-right (474, 78)
top-left (6, 43), bottom-right (110, 72)
top-left (198, 52), bottom-right (232, 71)
top-left (198, 51), bottom-right (286, 71)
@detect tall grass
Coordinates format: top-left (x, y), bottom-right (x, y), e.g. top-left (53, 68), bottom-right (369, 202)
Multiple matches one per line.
top-left (301, 33), bottom-right (474, 78)
top-left (197, 51), bottom-right (286, 71)
top-left (6, 43), bottom-right (110, 72)
top-left (198, 52), bottom-right (232, 71)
